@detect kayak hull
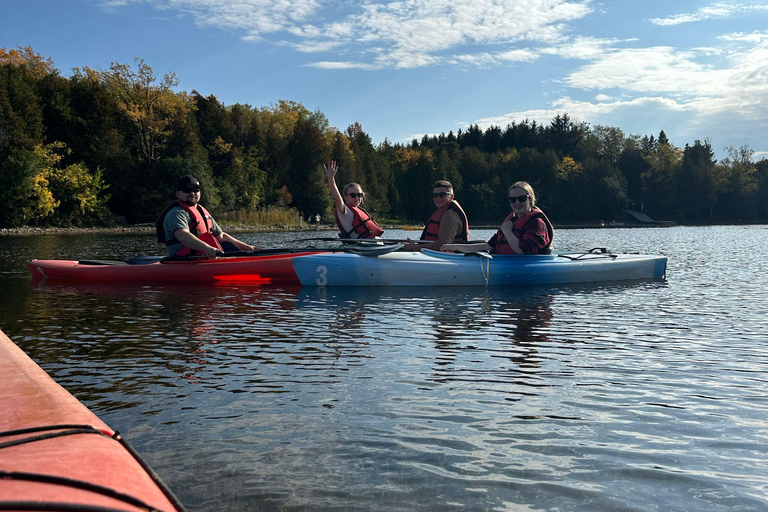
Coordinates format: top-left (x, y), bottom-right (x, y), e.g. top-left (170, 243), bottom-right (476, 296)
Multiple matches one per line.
top-left (292, 249), bottom-right (667, 287)
top-left (0, 329), bottom-right (184, 512)
top-left (27, 252), bottom-right (320, 284)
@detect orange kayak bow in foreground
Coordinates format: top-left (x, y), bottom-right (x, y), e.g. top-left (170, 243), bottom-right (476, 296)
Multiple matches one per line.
top-left (0, 329), bottom-right (186, 512)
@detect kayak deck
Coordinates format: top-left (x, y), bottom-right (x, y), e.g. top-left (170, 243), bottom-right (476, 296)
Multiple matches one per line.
top-left (27, 252), bottom-right (319, 284)
top-left (27, 245), bottom-right (403, 284)
top-left (0, 329), bottom-right (185, 512)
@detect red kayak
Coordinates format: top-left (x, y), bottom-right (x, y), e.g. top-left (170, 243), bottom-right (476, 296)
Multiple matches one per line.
top-left (27, 251), bottom-right (321, 284)
top-left (0, 329), bottom-right (186, 512)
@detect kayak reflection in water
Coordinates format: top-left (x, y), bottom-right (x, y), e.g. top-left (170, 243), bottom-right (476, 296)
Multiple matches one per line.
top-left (442, 181), bottom-right (553, 255)
top-left (156, 175), bottom-right (257, 260)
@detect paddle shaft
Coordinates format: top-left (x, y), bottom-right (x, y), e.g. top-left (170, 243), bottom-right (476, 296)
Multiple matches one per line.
top-left (297, 237), bottom-right (487, 245)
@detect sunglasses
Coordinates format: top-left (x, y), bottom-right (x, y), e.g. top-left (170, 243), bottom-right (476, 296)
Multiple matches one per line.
top-left (183, 187), bottom-right (200, 193)
top-left (508, 194), bottom-right (529, 203)
top-left (346, 192), bottom-right (365, 198)
top-left (432, 192), bottom-right (451, 198)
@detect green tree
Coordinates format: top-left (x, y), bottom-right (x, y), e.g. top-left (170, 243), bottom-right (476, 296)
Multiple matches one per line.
top-left (618, 138), bottom-right (650, 211)
top-left (547, 114), bottom-right (588, 159)
top-left (288, 115), bottom-right (330, 219)
top-left (0, 148), bottom-right (57, 226)
top-left (349, 125), bottom-right (392, 218)
top-left (47, 161), bottom-right (111, 226)
top-left (193, 92), bottom-right (235, 147)
top-left (220, 145), bottom-right (267, 211)
top-left (642, 133), bottom-right (682, 219)
top-left (391, 147), bottom-right (435, 222)
top-left (0, 63), bottom-right (45, 156)
top-left (720, 145), bottom-right (759, 221)
top-left (678, 140), bottom-right (719, 221)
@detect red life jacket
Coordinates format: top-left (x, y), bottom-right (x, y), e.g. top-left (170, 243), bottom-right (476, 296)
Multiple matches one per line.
top-left (420, 201), bottom-right (469, 242)
top-left (334, 205), bottom-right (384, 239)
top-left (491, 207), bottom-right (553, 254)
top-left (156, 200), bottom-right (223, 256)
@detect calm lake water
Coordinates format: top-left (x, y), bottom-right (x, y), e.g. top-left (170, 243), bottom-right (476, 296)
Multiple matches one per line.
top-left (1, 226), bottom-right (767, 511)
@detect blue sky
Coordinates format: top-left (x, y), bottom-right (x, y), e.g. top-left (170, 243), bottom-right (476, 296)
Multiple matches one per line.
top-left (2, 0), bottom-right (768, 159)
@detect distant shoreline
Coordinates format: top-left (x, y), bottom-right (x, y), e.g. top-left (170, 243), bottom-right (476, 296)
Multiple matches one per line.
top-left (0, 224), bottom-right (334, 237)
top-left (0, 221), bottom-right (709, 237)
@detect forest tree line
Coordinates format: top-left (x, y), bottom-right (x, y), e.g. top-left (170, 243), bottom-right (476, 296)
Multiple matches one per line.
top-left (2, 46), bottom-right (767, 229)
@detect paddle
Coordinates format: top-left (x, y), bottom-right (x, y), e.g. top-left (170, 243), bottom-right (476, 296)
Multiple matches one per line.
top-left (147, 242), bottom-right (404, 264)
top-left (297, 237), bottom-right (488, 245)
top-left (421, 248), bottom-right (493, 260)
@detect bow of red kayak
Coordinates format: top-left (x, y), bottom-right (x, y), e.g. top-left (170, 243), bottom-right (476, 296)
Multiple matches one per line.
top-left (0, 329), bottom-right (186, 512)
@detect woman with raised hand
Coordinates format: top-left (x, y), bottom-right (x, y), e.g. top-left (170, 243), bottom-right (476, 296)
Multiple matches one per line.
top-left (325, 160), bottom-right (384, 239)
top-left (442, 181), bottom-right (553, 255)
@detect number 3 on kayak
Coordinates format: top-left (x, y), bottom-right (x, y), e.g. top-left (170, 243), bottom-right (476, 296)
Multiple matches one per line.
top-left (315, 265), bottom-right (328, 286)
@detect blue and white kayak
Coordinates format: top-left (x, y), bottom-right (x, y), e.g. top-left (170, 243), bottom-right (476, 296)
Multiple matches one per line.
top-left (291, 249), bottom-right (667, 287)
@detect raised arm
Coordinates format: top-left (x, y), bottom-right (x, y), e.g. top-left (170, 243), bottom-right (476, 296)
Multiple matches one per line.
top-left (325, 161), bottom-right (347, 215)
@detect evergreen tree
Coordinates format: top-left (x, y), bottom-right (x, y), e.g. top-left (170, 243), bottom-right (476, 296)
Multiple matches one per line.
top-left (679, 140), bottom-right (719, 221)
top-left (288, 116), bottom-right (330, 220)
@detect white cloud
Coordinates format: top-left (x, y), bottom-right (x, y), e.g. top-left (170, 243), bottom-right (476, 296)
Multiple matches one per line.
top-left (466, 35), bottom-right (768, 146)
top-left (312, 0), bottom-right (594, 68)
top-left (649, 2), bottom-right (768, 26)
top-left (307, 61), bottom-right (377, 70)
top-left (540, 36), bottom-right (622, 60)
top-left (97, 0), bottom-right (594, 69)
top-left (279, 40), bottom-right (344, 53)
top-left (470, 96), bottom-right (690, 131)
top-left (720, 29), bottom-right (768, 43)
top-left (565, 47), bottom-right (730, 96)
top-left (449, 49), bottom-right (539, 67)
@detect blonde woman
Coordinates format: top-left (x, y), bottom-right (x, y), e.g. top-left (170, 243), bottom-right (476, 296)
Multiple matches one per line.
top-left (442, 181), bottom-right (552, 255)
top-left (325, 161), bottom-right (383, 239)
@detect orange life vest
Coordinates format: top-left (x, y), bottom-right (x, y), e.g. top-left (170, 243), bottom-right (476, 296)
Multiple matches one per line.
top-left (491, 207), bottom-right (553, 254)
top-left (156, 201), bottom-right (223, 256)
top-left (420, 201), bottom-right (469, 242)
top-left (334, 205), bottom-right (384, 239)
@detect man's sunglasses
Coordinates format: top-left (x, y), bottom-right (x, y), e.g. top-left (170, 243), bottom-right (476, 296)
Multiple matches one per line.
top-left (346, 192), bottom-right (365, 198)
top-left (183, 187), bottom-right (200, 193)
top-left (508, 194), bottom-right (529, 203)
top-left (432, 192), bottom-right (451, 198)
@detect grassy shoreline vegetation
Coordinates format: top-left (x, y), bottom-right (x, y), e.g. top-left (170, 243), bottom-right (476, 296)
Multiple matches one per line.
top-left (2, 46), bottom-right (768, 233)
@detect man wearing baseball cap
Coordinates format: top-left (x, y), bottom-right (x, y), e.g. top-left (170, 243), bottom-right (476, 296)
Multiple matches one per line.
top-left (156, 175), bottom-right (256, 259)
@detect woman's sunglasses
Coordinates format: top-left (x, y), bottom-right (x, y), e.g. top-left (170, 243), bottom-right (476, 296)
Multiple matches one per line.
top-left (432, 192), bottom-right (451, 198)
top-left (346, 192), bottom-right (365, 198)
top-left (508, 194), bottom-right (529, 203)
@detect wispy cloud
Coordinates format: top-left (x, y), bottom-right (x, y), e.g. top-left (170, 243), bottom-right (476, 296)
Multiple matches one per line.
top-left (96, 0), bottom-right (594, 69)
top-left (719, 29), bottom-right (768, 43)
top-left (466, 35), bottom-right (768, 140)
top-left (540, 36), bottom-right (628, 60)
top-left (306, 0), bottom-right (593, 68)
top-left (649, 2), bottom-right (768, 26)
top-left (448, 49), bottom-right (539, 67)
